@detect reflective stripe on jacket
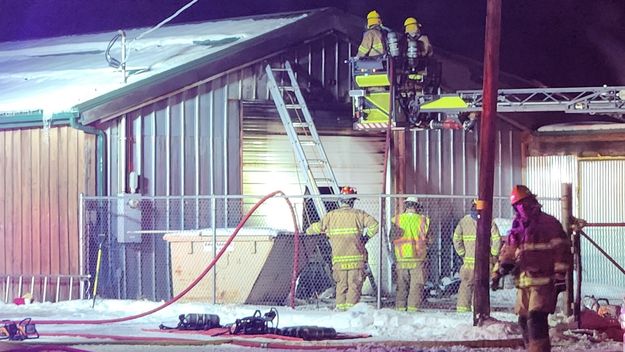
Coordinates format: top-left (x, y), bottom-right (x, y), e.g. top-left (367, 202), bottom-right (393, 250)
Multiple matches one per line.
top-left (306, 205), bottom-right (379, 270)
top-left (498, 212), bottom-right (572, 288)
top-left (391, 211), bottom-right (430, 268)
top-left (357, 27), bottom-right (386, 58)
top-left (452, 215), bottom-right (501, 268)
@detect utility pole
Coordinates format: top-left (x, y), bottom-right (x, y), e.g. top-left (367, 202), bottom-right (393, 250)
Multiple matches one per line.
top-left (474, 0), bottom-right (501, 326)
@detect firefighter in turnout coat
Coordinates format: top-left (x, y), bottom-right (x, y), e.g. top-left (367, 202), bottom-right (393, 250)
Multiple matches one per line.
top-left (491, 185), bottom-right (572, 352)
top-left (391, 197), bottom-right (431, 312)
top-left (357, 10), bottom-right (386, 58)
top-left (453, 200), bottom-right (501, 313)
top-left (305, 186), bottom-right (379, 311)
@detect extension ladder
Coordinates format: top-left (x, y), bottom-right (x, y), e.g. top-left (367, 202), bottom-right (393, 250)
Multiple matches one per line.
top-left (265, 61), bottom-right (340, 217)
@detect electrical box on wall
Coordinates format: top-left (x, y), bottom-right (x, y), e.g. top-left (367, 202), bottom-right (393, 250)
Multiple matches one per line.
top-left (117, 193), bottom-right (142, 243)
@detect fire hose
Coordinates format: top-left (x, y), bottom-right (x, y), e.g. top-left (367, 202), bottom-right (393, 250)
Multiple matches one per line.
top-left (23, 190), bottom-right (300, 325)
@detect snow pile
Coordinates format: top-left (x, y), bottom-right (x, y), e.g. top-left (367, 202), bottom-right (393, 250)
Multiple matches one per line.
top-left (0, 298), bottom-right (622, 351)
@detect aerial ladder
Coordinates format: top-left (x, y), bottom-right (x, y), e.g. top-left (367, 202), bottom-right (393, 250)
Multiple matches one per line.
top-left (265, 61), bottom-right (340, 219)
top-left (349, 57), bottom-right (625, 131)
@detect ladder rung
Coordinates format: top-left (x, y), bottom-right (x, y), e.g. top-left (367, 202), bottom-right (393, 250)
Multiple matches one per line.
top-left (308, 159), bottom-right (326, 166)
top-left (314, 178), bottom-right (334, 183)
top-left (300, 140), bottom-right (318, 146)
top-left (292, 122), bottom-right (309, 128)
top-left (271, 68), bottom-right (288, 72)
top-left (278, 86), bottom-right (295, 91)
top-left (285, 104), bottom-right (302, 109)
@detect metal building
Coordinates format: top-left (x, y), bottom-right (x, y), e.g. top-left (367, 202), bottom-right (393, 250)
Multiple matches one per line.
top-left (0, 8), bottom-right (530, 302)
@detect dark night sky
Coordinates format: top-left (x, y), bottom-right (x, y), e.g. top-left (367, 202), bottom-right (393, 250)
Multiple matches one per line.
top-left (1, 0), bottom-right (625, 88)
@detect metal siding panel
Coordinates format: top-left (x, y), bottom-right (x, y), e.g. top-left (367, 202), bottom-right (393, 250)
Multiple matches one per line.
top-left (142, 110), bottom-right (155, 196)
top-left (212, 79), bottom-right (227, 196)
top-left (227, 100), bottom-right (242, 196)
top-left (169, 95), bottom-right (182, 198)
top-left (406, 126), bottom-right (522, 199)
top-left (0, 132), bottom-right (6, 276)
top-left (199, 83), bottom-right (213, 197)
top-left (525, 155), bottom-right (577, 219)
top-left (240, 66), bottom-right (256, 101)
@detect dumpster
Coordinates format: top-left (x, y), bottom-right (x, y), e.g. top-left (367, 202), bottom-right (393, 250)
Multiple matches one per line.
top-left (164, 228), bottom-right (324, 304)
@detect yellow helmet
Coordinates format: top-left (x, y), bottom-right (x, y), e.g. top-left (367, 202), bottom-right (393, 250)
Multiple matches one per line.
top-left (367, 10), bottom-right (381, 28)
top-left (404, 17), bottom-right (420, 33)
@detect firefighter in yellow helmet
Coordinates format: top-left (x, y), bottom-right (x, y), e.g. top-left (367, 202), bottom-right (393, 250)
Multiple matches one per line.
top-left (491, 185), bottom-right (572, 352)
top-left (305, 186), bottom-right (379, 311)
top-left (403, 17), bottom-right (433, 58)
top-left (356, 10), bottom-right (386, 58)
top-left (452, 200), bottom-right (501, 313)
top-left (391, 196), bottom-right (431, 312)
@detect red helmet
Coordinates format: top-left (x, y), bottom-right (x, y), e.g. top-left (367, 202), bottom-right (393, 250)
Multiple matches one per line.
top-left (510, 185), bottom-right (534, 205)
top-left (340, 186), bottom-right (357, 195)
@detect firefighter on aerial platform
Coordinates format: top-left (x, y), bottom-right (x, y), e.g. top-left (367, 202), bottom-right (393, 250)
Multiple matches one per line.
top-left (491, 185), bottom-right (572, 352)
top-left (305, 186), bottom-right (379, 311)
top-left (453, 200), bottom-right (501, 313)
top-left (391, 197), bottom-right (431, 312)
top-left (357, 11), bottom-right (386, 58)
top-left (403, 17), bottom-right (433, 62)
top-left (400, 17), bottom-right (434, 88)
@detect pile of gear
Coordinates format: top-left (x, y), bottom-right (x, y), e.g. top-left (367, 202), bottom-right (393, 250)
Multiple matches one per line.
top-left (160, 308), bottom-right (337, 341)
top-left (0, 318), bottom-right (39, 341)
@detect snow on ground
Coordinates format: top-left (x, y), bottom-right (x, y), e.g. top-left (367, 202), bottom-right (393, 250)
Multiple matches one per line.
top-left (0, 292), bottom-right (622, 352)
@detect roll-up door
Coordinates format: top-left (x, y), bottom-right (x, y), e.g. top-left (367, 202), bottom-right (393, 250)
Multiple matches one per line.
top-left (241, 107), bottom-right (385, 230)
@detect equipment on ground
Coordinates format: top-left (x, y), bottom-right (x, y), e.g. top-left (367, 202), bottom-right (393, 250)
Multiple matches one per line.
top-left (159, 313), bottom-right (221, 331)
top-left (91, 233), bottom-right (106, 308)
top-left (228, 308), bottom-right (280, 335)
top-left (281, 326), bottom-right (337, 340)
top-left (0, 318), bottom-right (39, 341)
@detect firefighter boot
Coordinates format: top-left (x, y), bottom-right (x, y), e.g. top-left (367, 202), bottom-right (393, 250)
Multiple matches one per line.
top-left (527, 311), bottom-right (551, 352)
top-left (518, 315), bottom-right (529, 347)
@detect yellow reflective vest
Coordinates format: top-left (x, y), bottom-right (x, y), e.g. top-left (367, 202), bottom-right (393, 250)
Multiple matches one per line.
top-left (391, 210), bottom-right (430, 269)
top-left (306, 205), bottom-right (379, 270)
top-left (453, 215), bottom-right (501, 268)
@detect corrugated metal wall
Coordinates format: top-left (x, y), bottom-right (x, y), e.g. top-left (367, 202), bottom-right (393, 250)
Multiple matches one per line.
top-left (408, 125), bottom-right (522, 211)
top-left (526, 155), bottom-right (578, 219)
top-left (95, 32), bottom-right (357, 299)
top-left (0, 126), bottom-right (95, 301)
top-left (578, 158), bottom-right (625, 289)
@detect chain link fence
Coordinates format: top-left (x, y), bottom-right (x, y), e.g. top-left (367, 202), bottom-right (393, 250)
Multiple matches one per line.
top-left (80, 194), bottom-right (561, 310)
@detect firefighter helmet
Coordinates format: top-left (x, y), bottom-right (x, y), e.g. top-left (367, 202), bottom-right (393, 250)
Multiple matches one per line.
top-left (366, 10), bottom-right (381, 28)
top-left (404, 196), bottom-right (420, 209)
top-left (510, 185), bottom-right (535, 205)
top-left (405, 196), bottom-right (419, 204)
top-left (404, 17), bottom-right (421, 33)
top-left (340, 186), bottom-right (357, 195)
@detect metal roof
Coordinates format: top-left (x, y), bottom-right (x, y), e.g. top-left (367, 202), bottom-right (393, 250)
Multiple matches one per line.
top-left (0, 8), bottom-right (363, 124)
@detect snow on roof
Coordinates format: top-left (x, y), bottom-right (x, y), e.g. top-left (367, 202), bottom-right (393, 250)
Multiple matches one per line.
top-left (0, 13), bottom-right (307, 116)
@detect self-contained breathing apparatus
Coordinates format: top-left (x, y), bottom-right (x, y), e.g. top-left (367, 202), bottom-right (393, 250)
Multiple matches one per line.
top-left (228, 308), bottom-right (280, 335)
top-left (159, 313), bottom-right (221, 330)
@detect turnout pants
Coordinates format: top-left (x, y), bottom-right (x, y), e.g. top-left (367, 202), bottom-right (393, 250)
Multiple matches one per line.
top-left (333, 266), bottom-right (364, 310)
top-left (395, 262), bottom-right (425, 311)
top-left (515, 283), bottom-right (556, 352)
top-left (456, 266), bottom-right (474, 312)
